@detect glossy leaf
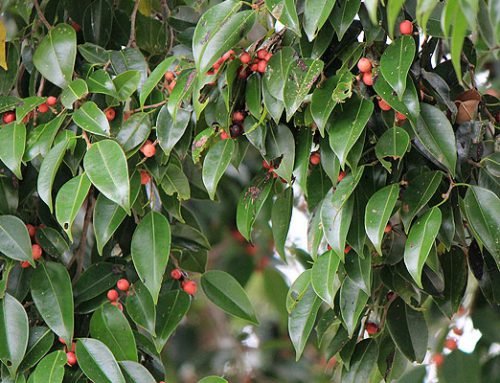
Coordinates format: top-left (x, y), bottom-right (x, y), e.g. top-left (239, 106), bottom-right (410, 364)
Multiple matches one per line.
top-left (331, 0), bottom-right (361, 40)
top-left (18, 327), bottom-right (53, 372)
top-left (74, 263), bottom-right (120, 305)
top-left (76, 338), bottom-right (125, 383)
top-left (202, 139), bottom-right (235, 200)
top-left (344, 248), bottom-right (372, 295)
top-left (131, 212), bottom-right (171, 303)
top-left (154, 290), bottom-right (191, 352)
top-left (0, 215), bottom-right (33, 264)
top-left (342, 339), bottom-right (379, 383)
top-left (90, 304), bottom-right (137, 361)
top-left (125, 281), bottom-right (156, 336)
top-left (386, 297), bottom-right (428, 363)
top-left (387, 0), bottom-right (405, 38)
top-left (72, 101), bottom-right (110, 137)
top-left (120, 361), bottom-right (156, 383)
top-left (265, 124), bottom-right (295, 182)
top-left (263, 47), bottom-right (295, 101)
top-left (303, 0), bottom-right (337, 41)
top-left (311, 250), bottom-right (341, 306)
top-left (340, 277), bottom-right (369, 337)
top-left (379, 36), bottom-right (416, 99)
top-left (265, 0), bottom-right (301, 36)
top-left (404, 207), bottom-right (442, 288)
top-left (0, 293), bottom-right (29, 376)
top-left (60, 78), bottom-right (88, 109)
top-left (373, 75), bottom-right (420, 124)
top-left (83, 140), bottom-right (130, 213)
top-left (33, 24), bottom-right (76, 88)
top-left (116, 112), bottom-right (151, 153)
top-left (139, 57), bottom-right (176, 107)
top-left (55, 173), bottom-right (91, 241)
top-left (201, 270), bottom-right (258, 324)
top-left (168, 70), bottom-right (196, 118)
top-left (24, 113), bottom-right (66, 162)
top-left (113, 70), bottom-right (141, 101)
top-left (31, 351), bottom-right (66, 383)
top-left (271, 187), bottom-right (293, 260)
top-left (156, 105), bottom-right (191, 156)
top-left (87, 70), bottom-right (117, 97)
top-left (30, 262), bottom-right (74, 345)
top-left (365, 184), bottom-right (399, 255)
top-left (375, 127), bottom-right (410, 172)
top-left (0, 122), bottom-right (25, 179)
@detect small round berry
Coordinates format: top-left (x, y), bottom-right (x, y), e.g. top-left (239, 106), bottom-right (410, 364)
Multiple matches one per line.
top-left (452, 327), bottom-right (463, 336)
top-left (432, 353), bottom-right (445, 367)
top-left (105, 108), bottom-right (116, 121)
top-left (37, 103), bottom-right (49, 113)
top-left (399, 20), bottom-right (414, 35)
top-left (337, 171), bottom-right (346, 182)
top-left (386, 291), bottom-right (395, 301)
top-left (231, 229), bottom-right (246, 243)
top-left (250, 63), bottom-right (259, 72)
top-left (47, 96), bottom-right (58, 106)
top-left (238, 67), bottom-right (249, 79)
top-left (171, 268), bottom-right (183, 280)
top-left (26, 224), bottom-right (37, 238)
top-left (362, 72), bottom-right (373, 86)
top-left (357, 58), bottom-right (372, 73)
top-left (444, 338), bottom-right (457, 350)
top-left (117, 278), bottom-right (130, 292)
top-left (32, 244), bottom-right (43, 260)
top-left (182, 280), bottom-right (197, 295)
top-left (232, 111), bottom-right (245, 123)
top-left (220, 131), bottom-right (230, 140)
top-left (344, 245), bottom-right (352, 254)
top-left (20, 261), bottom-right (31, 268)
top-left (167, 80), bottom-right (177, 92)
top-left (257, 60), bottom-right (267, 73)
top-left (2, 112), bottom-right (15, 124)
top-left (245, 244), bottom-right (257, 256)
top-left (378, 99), bottom-right (392, 111)
top-left (230, 124), bottom-right (243, 138)
top-left (396, 111), bottom-right (407, 121)
top-left (107, 289), bottom-right (119, 302)
top-left (111, 301), bottom-right (123, 311)
top-left (213, 61), bottom-right (221, 70)
top-left (264, 52), bottom-right (273, 61)
top-left (309, 152), bottom-right (321, 165)
top-left (140, 170), bottom-right (151, 185)
top-left (164, 71), bottom-right (175, 82)
top-left (365, 322), bottom-right (379, 335)
top-left (66, 352), bottom-right (77, 366)
top-left (384, 224), bottom-right (392, 233)
top-left (141, 140), bottom-right (156, 158)
top-left (222, 50), bottom-right (235, 61)
top-left (257, 49), bottom-right (268, 60)
top-left (240, 52), bottom-right (251, 64)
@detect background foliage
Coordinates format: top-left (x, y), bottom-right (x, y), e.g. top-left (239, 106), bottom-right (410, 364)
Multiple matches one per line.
top-left (0, 0), bottom-right (499, 382)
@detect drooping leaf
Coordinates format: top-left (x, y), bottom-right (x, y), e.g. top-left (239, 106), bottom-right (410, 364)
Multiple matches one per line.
top-left (156, 105), bottom-right (191, 156)
top-left (125, 281), bottom-right (156, 336)
top-left (18, 326), bottom-right (54, 372)
top-left (0, 215), bottom-right (33, 264)
top-left (72, 101), bottom-right (110, 137)
top-left (303, 0), bottom-right (337, 41)
top-left (341, 339), bottom-right (379, 383)
top-left (263, 47), bottom-right (295, 101)
top-left (375, 127), bottom-right (411, 172)
top-left (386, 0), bottom-right (405, 38)
top-left (331, 0), bottom-right (361, 40)
top-left (76, 338), bottom-right (125, 383)
top-left (201, 270), bottom-right (258, 324)
top-left (0, 122), bottom-right (25, 179)
top-left (311, 250), bottom-right (341, 306)
top-left (344, 247), bottom-right (372, 295)
top-left (87, 70), bottom-right (117, 97)
top-left (131, 212), bottom-right (171, 304)
top-left (340, 277), bottom-right (369, 337)
top-left (31, 351), bottom-right (66, 383)
top-left (113, 70), bottom-right (141, 101)
top-left (116, 113), bottom-right (151, 153)
top-left (139, 57), bottom-right (176, 107)
top-left (265, 0), bottom-right (301, 36)
top-left (271, 187), bottom-right (293, 260)
top-left (373, 75), bottom-right (420, 124)
top-left (119, 361), bottom-right (156, 383)
top-left (265, 124), bottom-right (295, 182)
top-left (202, 139), bottom-right (235, 200)
top-left (154, 290), bottom-right (191, 352)
top-left (74, 263), bottom-right (121, 305)
top-left (60, 79), bottom-right (88, 109)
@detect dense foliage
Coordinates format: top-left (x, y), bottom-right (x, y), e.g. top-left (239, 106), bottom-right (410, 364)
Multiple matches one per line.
top-left (0, 0), bottom-right (499, 382)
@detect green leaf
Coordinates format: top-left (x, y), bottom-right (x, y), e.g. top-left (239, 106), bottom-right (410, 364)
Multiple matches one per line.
top-left (201, 270), bottom-right (258, 324)
top-left (87, 70), bottom-right (117, 97)
top-left (303, 0), bottom-right (337, 41)
top-left (24, 113), bottom-right (66, 162)
top-left (78, 43), bottom-right (111, 65)
top-left (365, 184), bottom-right (399, 255)
top-left (192, 1), bottom-right (256, 73)
top-left (438, 350), bottom-right (481, 383)
top-left (328, 96), bottom-right (373, 165)
top-left (55, 173), bottom-right (91, 242)
top-left (37, 139), bottom-right (69, 212)
top-left (386, 297), bottom-right (428, 362)
top-left (462, 186), bottom-right (500, 262)
top-left (265, 124), bottom-right (295, 182)
top-left (125, 281), bottom-right (156, 336)
top-left (60, 79), bottom-right (88, 109)
top-left (33, 24), bottom-right (76, 88)
top-left (82, 0), bottom-right (113, 46)
top-left (76, 338), bottom-right (125, 383)
top-left (73, 101), bottom-right (110, 137)
top-left (154, 290), bottom-right (191, 352)
top-left (18, 327), bottom-right (54, 372)
top-left (198, 377), bottom-right (228, 383)
top-left (161, 164), bottom-right (191, 201)
top-left (168, 70), bottom-right (196, 118)
top-left (386, 0), bottom-right (405, 38)
top-left (375, 127), bottom-right (410, 172)
top-left (401, 171), bottom-right (442, 232)
top-left (30, 262), bottom-right (74, 345)
top-left (288, 285), bottom-right (322, 360)
top-left (271, 187), bottom-right (293, 260)
top-left (263, 47), bottom-right (295, 101)
top-left (373, 75), bottom-right (420, 124)
top-left (119, 361), bottom-right (156, 383)
top-left (139, 57), bottom-right (176, 107)
top-left (283, 58), bottom-right (324, 120)
top-left (131, 212), bottom-right (171, 304)
top-left (245, 73), bottom-right (262, 118)
top-left (0, 215), bottom-right (33, 264)
top-left (413, 103), bottom-right (457, 176)
top-left (404, 207), bottom-right (442, 288)
top-left (90, 304), bottom-right (137, 362)
top-left (202, 139), bottom-right (235, 200)
top-left (0, 122), bottom-right (25, 179)
top-left (331, 0), bottom-right (361, 40)
top-left (14, 97), bottom-right (45, 122)
top-left (116, 112), bottom-right (151, 153)
top-left (344, 247), bottom-right (372, 295)
top-left (311, 250), bottom-right (341, 306)
top-left (156, 105), bottom-right (191, 156)
top-left (93, 195), bottom-right (129, 256)
top-left (442, 0), bottom-right (468, 82)
top-left (83, 140), bottom-right (130, 213)
top-left (74, 263), bottom-right (120, 305)
top-left (265, 0), bottom-right (301, 36)
top-left (0, 294), bottom-right (29, 376)
top-left (340, 277), bottom-right (369, 337)
top-left (31, 351), bottom-right (66, 383)
top-left (341, 339), bottom-right (379, 383)
top-left (113, 70), bottom-right (141, 101)
top-left (379, 36), bottom-right (416, 99)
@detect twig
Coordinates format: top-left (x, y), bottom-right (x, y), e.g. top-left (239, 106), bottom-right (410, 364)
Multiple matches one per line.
top-left (127, 0), bottom-right (140, 48)
top-left (130, 100), bottom-right (167, 113)
top-left (33, 0), bottom-right (51, 30)
top-left (73, 193), bottom-right (95, 283)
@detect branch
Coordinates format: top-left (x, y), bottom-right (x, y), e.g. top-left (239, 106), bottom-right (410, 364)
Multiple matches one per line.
top-left (33, 0), bottom-right (51, 30)
top-left (127, 0), bottom-right (140, 48)
top-left (129, 100), bottom-right (167, 113)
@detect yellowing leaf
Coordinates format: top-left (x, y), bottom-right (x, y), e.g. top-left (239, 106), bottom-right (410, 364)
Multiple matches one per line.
top-left (0, 20), bottom-right (7, 70)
